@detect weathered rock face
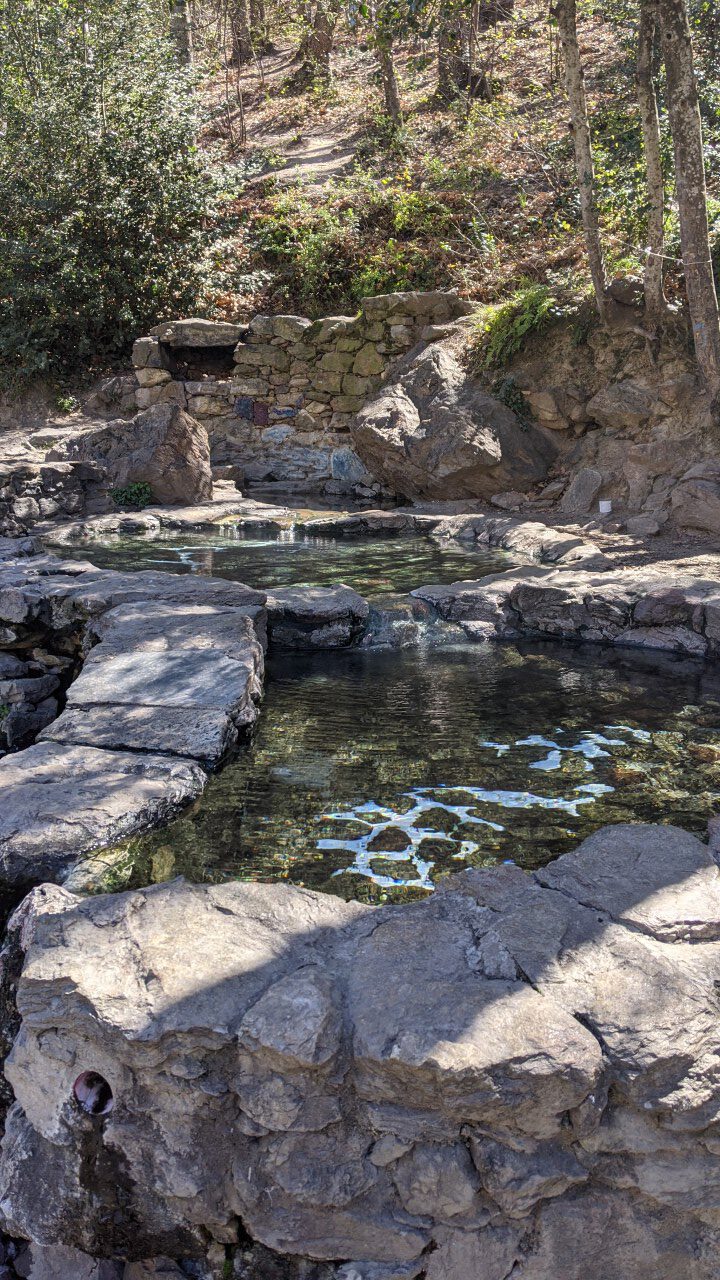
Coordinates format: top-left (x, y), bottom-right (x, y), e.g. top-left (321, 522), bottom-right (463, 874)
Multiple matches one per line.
top-left (671, 461), bottom-right (720, 536)
top-left (266, 586), bottom-right (370, 648)
top-left (351, 345), bottom-right (557, 500)
top-left (0, 460), bottom-right (103, 538)
top-left (50, 404), bottom-right (213, 506)
top-left (3, 824), bottom-right (720, 1277)
top-left (413, 562), bottom-right (720, 657)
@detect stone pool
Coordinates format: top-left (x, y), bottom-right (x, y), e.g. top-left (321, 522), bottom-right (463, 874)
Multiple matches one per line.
top-left (110, 639), bottom-right (720, 903)
top-left (59, 527), bottom-right (513, 596)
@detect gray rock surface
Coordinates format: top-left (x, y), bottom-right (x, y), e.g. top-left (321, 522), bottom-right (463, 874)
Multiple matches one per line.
top-left (351, 345), bottom-right (556, 500)
top-left (672, 461), bottom-right (720, 536)
top-left (43, 604), bottom-right (264, 762)
top-left (266, 586), bottom-right (370, 648)
top-left (3, 825), bottom-right (720, 1275)
top-left (0, 742), bottom-right (205, 887)
top-left (49, 404), bottom-right (213, 507)
top-left (559, 467), bottom-right (603, 514)
top-left (413, 563), bottom-right (720, 656)
top-left (150, 319), bottom-right (245, 348)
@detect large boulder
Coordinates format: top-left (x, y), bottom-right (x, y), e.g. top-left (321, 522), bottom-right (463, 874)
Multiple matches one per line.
top-left (350, 344), bottom-right (557, 500)
top-left (671, 461), bottom-right (720, 536)
top-left (3, 825), bottom-right (720, 1276)
top-left (50, 404), bottom-right (213, 506)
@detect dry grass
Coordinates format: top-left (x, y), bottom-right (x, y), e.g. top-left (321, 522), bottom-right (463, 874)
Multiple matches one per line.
top-left (192, 5), bottom-right (687, 319)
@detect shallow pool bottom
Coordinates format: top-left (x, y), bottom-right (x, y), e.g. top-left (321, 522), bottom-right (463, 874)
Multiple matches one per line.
top-left (60, 529), bottom-right (513, 597)
top-left (115, 640), bottom-right (720, 904)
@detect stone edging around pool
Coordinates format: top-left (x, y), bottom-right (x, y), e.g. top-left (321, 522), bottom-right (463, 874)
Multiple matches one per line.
top-left (2, 510), bottom-right (720, 890)
top-left (41, 498), bottom-right (613, 572)
top-left (5, 821), bottom-right (720, 1278)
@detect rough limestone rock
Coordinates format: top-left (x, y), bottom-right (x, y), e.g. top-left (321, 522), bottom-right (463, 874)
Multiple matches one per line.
top-left (150, 319), bottom-right (245, 348)
top-left (559, 467), bottom-right (603, 514)
top-left (50, 404), bottom-right (213, 506)
top-left (3, 825), bottom-right (720, 1277)
top-left (43, 601), bottom-right (264, 762)
top-left (266, 586), bottom-right (370, 648)
top-left (671, 461), bottom-right (720, 536)
top-left (0, 742), bottom-right (205, 888)
top-left (585, 380), bottom-right (656, 430)
top-left (413, 563), bottom-right (720, 657)
top-left (351, 345), bottom-right (556, 500)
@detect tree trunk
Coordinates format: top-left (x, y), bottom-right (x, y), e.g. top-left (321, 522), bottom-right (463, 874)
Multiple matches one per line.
top-left (377, 37), bottom-right (402, 124)
top-left (290, 0), bottom-right (337, 87)
top-left (249, 0), bottom-right (270, 53)
top-left (230, 0), bottom-right (252, 65)
top-left (636, 0), bottom-right (667, 322)
top-left (437, 10), bottom-right (464, 100)
top-left (169, 0), bottom-right (193, 66)
top-left (659, 0), bottom-right (720, 392)
top-left (556, 0), bottom-right (608, 318)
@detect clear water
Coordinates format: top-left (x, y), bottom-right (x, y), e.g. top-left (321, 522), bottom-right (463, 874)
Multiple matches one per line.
top-left (113, 641), bottom-right (720, 904)
top-left (61, 530), bottom-right (512, 597)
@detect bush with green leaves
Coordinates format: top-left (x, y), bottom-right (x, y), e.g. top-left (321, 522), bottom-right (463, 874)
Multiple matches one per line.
top-left (111, 481), bottom-right (153, 510)
top-left (467, 285), bottom-right (560, 372)
top-left (0, 0), bottom-right (218, 384)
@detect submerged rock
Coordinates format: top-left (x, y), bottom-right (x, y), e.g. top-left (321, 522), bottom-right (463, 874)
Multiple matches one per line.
top-left (351, 345), bottom-right (556, 501)
top-left (2, 825), bottom-right (720, 1275)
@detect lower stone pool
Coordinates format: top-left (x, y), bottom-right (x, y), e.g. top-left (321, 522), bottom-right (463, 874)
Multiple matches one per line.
top-left (108, 639), bottom-right (720, 904)
top-left (60, 528), bottom-right (512, 595)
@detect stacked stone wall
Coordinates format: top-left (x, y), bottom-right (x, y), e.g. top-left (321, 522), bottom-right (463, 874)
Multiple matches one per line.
top-left (131, 290), bottom-right (472, 494)
top-left (0, 461), bottom-right (102, 537)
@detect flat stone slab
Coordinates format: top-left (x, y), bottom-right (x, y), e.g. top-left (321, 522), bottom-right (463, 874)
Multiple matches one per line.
top-left (42, 704), bottom-right (241, 761)
top-left (4, 823), bottom-right (720, 1274)
top-left (0, 553), bottom-right (265, 623)
top-left (0, 741), bottom-right (205, 887)
top-left (64, 650), bottom-right (256, 711)
top-left (266, 585), bottom-right (370, 648)
top-left (412, 564), bottom-right (720, 657)
top-left (44, 602), bottom-right (265, 760)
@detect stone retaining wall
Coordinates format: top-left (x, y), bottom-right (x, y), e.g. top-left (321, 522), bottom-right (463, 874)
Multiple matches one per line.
top-left (0, 460), bottom-right (102, 538)
top-left (131, 291), bottom-right (472, 494)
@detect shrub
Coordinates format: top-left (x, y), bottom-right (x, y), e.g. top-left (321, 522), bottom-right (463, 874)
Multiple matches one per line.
top-left (467, 284), bottom-right (559, 371)
top-left (111, 482), bottom-right (153, 510)
top-left (0, 1), bottom-right (217, 384)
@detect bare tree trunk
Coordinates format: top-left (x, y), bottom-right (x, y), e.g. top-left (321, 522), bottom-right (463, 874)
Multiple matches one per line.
top-left (249, 0), bottom-right (270, 52)
top-left (230, 0), bottom-right (252, 65)
top-left (289, 0), bottom-right (337, 87)
top-left (659, 0), bottom-right (720, 392)
top-left (437, 9), bottom-right (464, 100)
top-left (169, 0), bottom-right (193, 65)
top-left (637, 0), bottom-right (667, 322)
top-left (377, 37), bottom-right (402, 124)
top-left (556, 0), bottom-right (608, 318)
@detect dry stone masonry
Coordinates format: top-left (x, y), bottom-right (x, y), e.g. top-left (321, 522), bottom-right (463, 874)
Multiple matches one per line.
top-left (2, 824), bottom-right (720, 1278)
top-left (131, 292), bottom-right (473, 494)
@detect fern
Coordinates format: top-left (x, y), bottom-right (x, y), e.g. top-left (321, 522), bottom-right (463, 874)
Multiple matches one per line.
top-left (467, 285), bottom-right (559, 371)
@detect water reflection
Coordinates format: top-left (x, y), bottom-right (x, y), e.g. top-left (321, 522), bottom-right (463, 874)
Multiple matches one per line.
top-left (59, 529), bottom-right (512, 597)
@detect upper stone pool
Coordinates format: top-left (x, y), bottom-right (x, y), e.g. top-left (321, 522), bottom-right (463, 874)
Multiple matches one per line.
top-left (59, 527), bottom-right (513, 596)
top-left (108, 639), bottom-right (720, 904)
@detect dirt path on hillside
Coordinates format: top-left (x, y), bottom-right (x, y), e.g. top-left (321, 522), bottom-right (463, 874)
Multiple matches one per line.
top-left (207, 43), bottom-right (370, 189)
